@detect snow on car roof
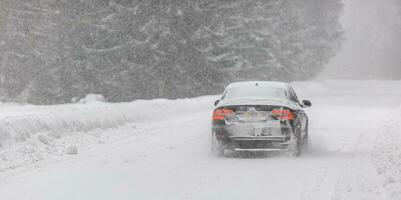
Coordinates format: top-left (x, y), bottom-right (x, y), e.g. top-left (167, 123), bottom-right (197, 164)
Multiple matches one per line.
top-left (226, 81), bottom-right (289, 90)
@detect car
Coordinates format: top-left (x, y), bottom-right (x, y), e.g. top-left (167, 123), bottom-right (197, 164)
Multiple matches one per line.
top-left (211, 81), bottom-right (311, 157)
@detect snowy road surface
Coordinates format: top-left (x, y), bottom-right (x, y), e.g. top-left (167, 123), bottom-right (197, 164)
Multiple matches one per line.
top-left (1, 81), bottom-right (401, 200)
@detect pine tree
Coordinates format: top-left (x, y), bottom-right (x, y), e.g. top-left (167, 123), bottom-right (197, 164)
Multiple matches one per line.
top-left (0, 0), bottom-right (345, 104)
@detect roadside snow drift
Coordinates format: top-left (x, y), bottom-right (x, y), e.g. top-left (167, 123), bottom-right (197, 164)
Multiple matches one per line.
top-left (0, 96), bottom-right (215, 171)
top-left (372, 105), bottom-right (401, 198)
top-left (0, 96), bottom-right (214, 148)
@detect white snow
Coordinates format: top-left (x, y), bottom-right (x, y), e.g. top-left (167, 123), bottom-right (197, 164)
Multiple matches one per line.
top-left (65, 145), bottom-right (78, 155)
top-left (372, 104), bottom-right (401, 198)
top-left (78, 93), bottom-right (106, 103)
top-left (0, 96), bottom-right (215, 172)
top-left (0, 81), bottom-right (401, 200)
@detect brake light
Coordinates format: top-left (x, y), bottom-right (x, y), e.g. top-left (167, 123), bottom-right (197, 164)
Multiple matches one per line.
top-left (271, 109), bottom-right (295, 121)
top-left (213, 108), bottom-right (234, 120)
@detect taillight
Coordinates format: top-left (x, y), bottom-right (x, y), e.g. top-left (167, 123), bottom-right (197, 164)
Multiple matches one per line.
top-left (213, 108), bottom-right (234, 120)
top-left (271, 109), bottom-right (295, 121)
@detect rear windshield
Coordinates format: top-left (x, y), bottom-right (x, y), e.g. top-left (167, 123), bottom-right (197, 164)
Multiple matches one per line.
top-left (223, 87), bottom-right (287, 100)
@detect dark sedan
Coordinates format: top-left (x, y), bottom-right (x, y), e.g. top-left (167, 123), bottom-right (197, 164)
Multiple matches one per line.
top-left (211, 81), bottom-right (311, 157)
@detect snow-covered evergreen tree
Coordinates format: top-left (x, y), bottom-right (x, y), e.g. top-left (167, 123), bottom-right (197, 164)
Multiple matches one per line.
top-left (0, 0), bottom-right (345, 104)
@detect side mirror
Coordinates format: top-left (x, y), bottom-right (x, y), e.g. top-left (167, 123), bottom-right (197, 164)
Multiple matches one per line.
top-left (302, 100), bottom-right (312, 107)
top-left (214, 100), bottom-right (220, 106)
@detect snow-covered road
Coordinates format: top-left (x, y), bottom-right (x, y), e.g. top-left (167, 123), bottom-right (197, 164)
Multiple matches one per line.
top-left (1, 81), bottom-right (401, 200)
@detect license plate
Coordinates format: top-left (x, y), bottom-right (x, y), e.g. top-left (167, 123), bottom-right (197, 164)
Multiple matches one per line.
top-left (239, 112), bottom-right (266, 121)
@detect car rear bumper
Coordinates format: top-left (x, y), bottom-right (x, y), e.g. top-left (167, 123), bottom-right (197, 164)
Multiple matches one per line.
top-left (213, 120), bottom-right (295, 152)
top-left (221, 135), bottom-right (292, 152)
top-left (233, 148), bottom-right (284, 152)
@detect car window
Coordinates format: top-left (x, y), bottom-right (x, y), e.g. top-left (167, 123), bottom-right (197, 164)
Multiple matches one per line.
top-left (288, 88), bottom-right (300, 104)
top-left (223, 87), bottom-right (286, 100)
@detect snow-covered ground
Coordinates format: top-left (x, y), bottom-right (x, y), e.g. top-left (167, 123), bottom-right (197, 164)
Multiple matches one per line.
top-left (0, 96), bottom-right (215, 173)
top-left (0, 80), bottom-right (401, 200)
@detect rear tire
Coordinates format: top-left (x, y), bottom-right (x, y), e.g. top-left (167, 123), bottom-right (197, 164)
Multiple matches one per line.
top-left (304, 123), bottom-right (309, 139)
top-left (289, 128), bottom-right (302, 157)
top-left (302, 123), bottom-right (309, 150)
top-left (211, 131), bottom-right (224, 157)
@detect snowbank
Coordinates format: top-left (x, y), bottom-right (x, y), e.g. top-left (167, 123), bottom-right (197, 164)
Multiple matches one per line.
top-left (0, 96), bottom-right (216, 149)
top-left (372, 104), bottom-right (401, 199)
top-left (78, 94), bottom-right (106, 103)
top-left (0, 96), bottom-right (216, 172)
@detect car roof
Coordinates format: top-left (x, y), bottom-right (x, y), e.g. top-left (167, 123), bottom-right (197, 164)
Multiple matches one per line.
top-left (225, 81), bottom-right (290, 90)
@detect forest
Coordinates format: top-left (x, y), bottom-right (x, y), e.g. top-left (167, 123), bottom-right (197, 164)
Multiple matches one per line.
top-left (0, 0), bottom-right (344, 104)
